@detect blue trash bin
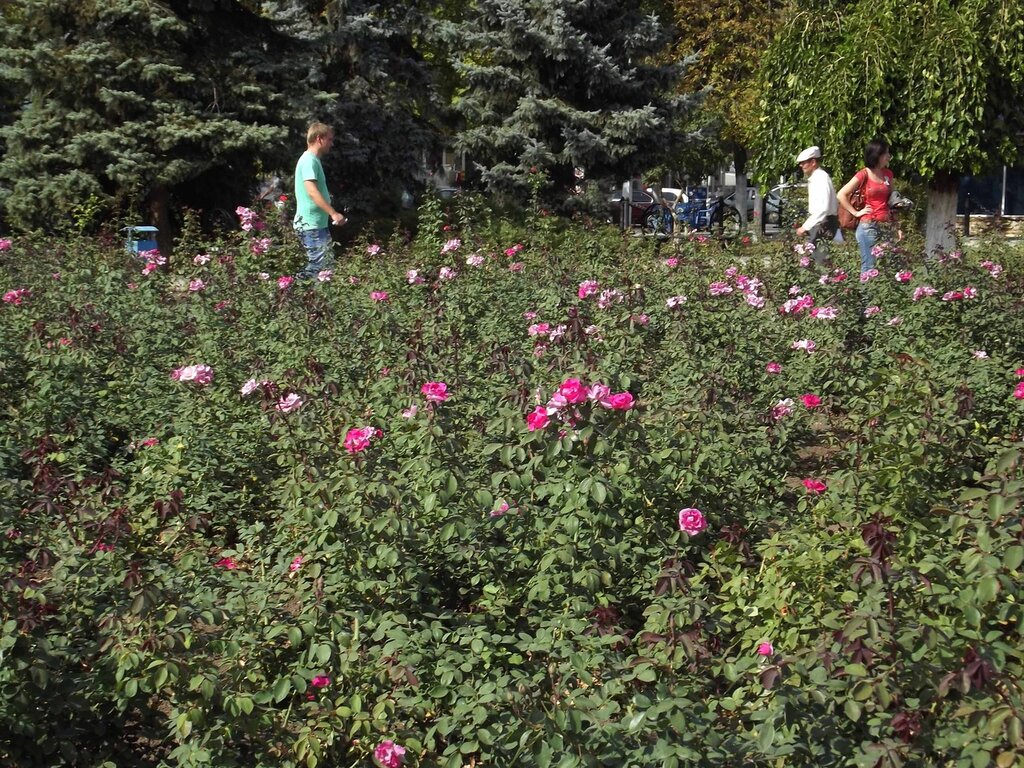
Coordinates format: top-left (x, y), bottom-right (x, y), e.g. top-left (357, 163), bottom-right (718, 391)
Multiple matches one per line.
top-left (124, 226), bottom-right (159, 257)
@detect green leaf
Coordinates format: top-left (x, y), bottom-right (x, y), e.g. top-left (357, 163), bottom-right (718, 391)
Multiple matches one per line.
top-left (272, 677), bottom-right (291, 703)
top-left (758, 719), bottom-right (775, 752)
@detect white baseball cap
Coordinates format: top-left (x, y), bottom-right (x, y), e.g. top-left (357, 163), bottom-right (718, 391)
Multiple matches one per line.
top-left (796, 146), bottom-right (821, 163)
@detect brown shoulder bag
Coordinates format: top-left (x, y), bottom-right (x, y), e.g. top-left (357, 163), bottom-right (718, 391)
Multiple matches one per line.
top-left (839, 172), bottom-right (866, 231)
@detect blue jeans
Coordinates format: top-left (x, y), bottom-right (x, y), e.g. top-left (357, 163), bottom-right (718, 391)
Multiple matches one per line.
top-left (855, 220), bottom-right (881, 273)
top-left (295, 227), bottom-right (334, 278)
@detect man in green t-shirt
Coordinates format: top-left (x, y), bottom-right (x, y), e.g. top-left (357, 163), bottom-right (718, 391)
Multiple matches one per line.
top-left (293, 122), bottom-right (346, 279)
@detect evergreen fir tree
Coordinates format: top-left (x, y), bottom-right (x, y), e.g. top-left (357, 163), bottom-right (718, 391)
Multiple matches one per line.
top-left (440, 0), bottom-right (694, 199)
top-left (0, 0), bottom-right (300, 236)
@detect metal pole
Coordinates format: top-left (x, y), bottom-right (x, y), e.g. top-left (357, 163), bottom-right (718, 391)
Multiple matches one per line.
top-left (964, 193), bottom-right (971, 238)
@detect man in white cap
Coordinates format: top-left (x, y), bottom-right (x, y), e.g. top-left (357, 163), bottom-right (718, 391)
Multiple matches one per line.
top-left (795, 145), bottom-right (840, 265)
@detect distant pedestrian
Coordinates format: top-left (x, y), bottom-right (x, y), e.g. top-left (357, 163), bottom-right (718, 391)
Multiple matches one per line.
top-left (838, 139), bottom-right (902, 273)
top-left (293, 122), bottom-right (346, 279)
top-left (794, 146), bottom-right (840, 266)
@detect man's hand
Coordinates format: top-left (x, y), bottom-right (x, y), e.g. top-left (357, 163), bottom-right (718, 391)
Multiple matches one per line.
top-left (330, 212), bottom-right (346, 226)
top-left (796, 226), bottom-right (807, 237)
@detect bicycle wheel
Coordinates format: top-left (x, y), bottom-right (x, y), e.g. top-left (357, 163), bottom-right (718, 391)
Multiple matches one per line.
top-left (641, 205), bottom-right (672, 237)
top-left (714, 205), bottom-right (741, 240)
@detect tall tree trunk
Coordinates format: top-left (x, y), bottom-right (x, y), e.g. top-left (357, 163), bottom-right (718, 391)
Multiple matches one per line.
top-left (924, 171), bottom-right (958, 258)
top-left (734, 144), bottom-right (748, 229)
top-left (147, 184), bottom-right (174, 260)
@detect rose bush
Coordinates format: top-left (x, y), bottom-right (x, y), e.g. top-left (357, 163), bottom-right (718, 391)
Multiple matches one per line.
top-left (2, 211), bottom-right (1024, 767)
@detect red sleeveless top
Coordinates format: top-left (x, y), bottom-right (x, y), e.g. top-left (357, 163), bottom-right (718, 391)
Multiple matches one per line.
top-left (854, 168), bottom-right (894, 222)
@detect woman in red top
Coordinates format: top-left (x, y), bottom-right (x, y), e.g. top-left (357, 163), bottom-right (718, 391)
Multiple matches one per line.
top-left (838, 139), bottom-right (897, 273)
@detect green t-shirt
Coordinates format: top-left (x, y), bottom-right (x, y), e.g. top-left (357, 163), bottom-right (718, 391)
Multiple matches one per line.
top-left (293, 150), bottom-right (330, 230)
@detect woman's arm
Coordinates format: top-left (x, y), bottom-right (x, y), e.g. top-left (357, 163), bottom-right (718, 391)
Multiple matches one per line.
top-left (837, 173), bottom-right (871, 218)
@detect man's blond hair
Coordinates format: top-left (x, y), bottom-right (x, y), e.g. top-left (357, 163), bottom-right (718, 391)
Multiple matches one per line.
top-left (306, 122), bottom-right (333, 145)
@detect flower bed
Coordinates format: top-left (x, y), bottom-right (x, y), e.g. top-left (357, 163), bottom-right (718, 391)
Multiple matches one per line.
top-left (2, 213), bottom-right (1024, 767)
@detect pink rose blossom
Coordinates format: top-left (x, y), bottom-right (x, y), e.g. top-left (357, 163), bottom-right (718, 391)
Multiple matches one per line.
top-left (895, 270), bottom-right (913, 283)
top-left (367, 244), bottom-right (382, 256)
top-left (344, 426), bottom-right (381, 454)
top-left (240, 379), bottom-right (260, 396)
top-left (772, 398), bottom-right (795, 421)
top-left (802, 478), bottom-right (827, 494)
top-left (765, 362), bottom-right (782, 374)
top-left (981, 260), bottom-right (1003, 278)
top-left (666, 295), bottom-right (688, 309)
top-left (528, 323), bottom-right (551, 337)
top-left (374, 740), bottom-right (406, 768)
top-left (439, 266), bottom-right (457, 281)
top-left (0, 238), bottom-right (11, 251)
top-left (171, 364), bottom-right (214, 386)
top-left (664, 257), bottom-right (679, 268)
top-left (708, 281), bottom-right (733, 296)
top-left (421, 381), bottom-right (450, 403)
top-left (800, 394), bottom-right (822, 408)
top-left (973, 350), bottom-right (989, 360)
top-left (526, 406), bottom-right (550, 431)
top-left (678, 507), bottom-right (707, 536)
top-left (941, 290), bottom-right (964, 302)
top-left (809, 306), bottom-right (839, 320)
top-left (490, 501), bottom-right (511, 518)
top-left (799, 256), bottom-right (811, 267)
top-left (188, 278), bottom-right (205, 292)
top-left (1014, 382), bottom-right (1024, 400)
top-left (289, 555), bottom-right (304, 572)
top-left (349, 276), bottom-right (360, 284)
top-left (2, 288), bottom-right (29, 305)
top-left (864, 305), bottom-right (881, 317)
top-left (632, 313), bottom-right (650, 326)
top-left (578, 280), bottom-right (600, 299)
top-left (194, 253), bottom-right (211, 265)
top-left (310, 675), bottom-right (331, 688)
top-left (745, 293), bottom-right (766, 309)
top-left (317, 269), bottom-right (333, 282)
top-left (587, 383), bottom-right (611, 402)
top-left (911, 286), bottom-right (937, 301)
top-left (597, 288), bottom-right (623, 309)
top-left (440, 238), bottom-right (461, 254)
top-left (523, 311), bottom-right (538, 320)
top-left (259, 272), bottom-right (270, 281)
top-left (557, 378), bottom-right (588, 404)
top-left (791, 339), bottom-right (816, 354)
top-left (509, 261), bottom-right (524, 272)
top-left (235, 206), bottom-right (265, 232)
top-left (402, 404), bottom-right (418, 418)
top-left (466, 254), bottom-right (484, 267)
top-left (251, 238), bottom-right (271, 255)
top-left (963, 286), bottom-right (978, 299)
top-left (780, 295), bottom-right (814, 315)
top-left (757, 642), bottom-right (774, 656)
top-left (601, 392), bottom-right (635, 411)
top-left (504, 243), bottom-right (524, 257)
top-left (887, 316), bottom-right (903, 326)
top-left (215, 557), bottom-right (238, 570)
top-left (277, 275), bottom-right (294, 290)
top-left (1015, 368), bottom-right (1024, 378)
top-left (276, 393), bottom-right (303, 413)
top-left (406, 269), bottom-right (424, 284)
top-left (370, 290), bottom-right (389, 302)
top-left (859, 269), bottom-right (880, 282)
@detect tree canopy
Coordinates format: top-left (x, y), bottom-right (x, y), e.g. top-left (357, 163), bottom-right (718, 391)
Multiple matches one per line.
top-left (0, 0), bottom-right (300, 231)
top-left (440, 0), bottom-right (697, 198)
top-left (755, 0), bottom-right (1024, 250)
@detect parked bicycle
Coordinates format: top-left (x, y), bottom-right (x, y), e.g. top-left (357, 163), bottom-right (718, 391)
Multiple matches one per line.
top-left (641, 187), bottom-right (742, 239)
